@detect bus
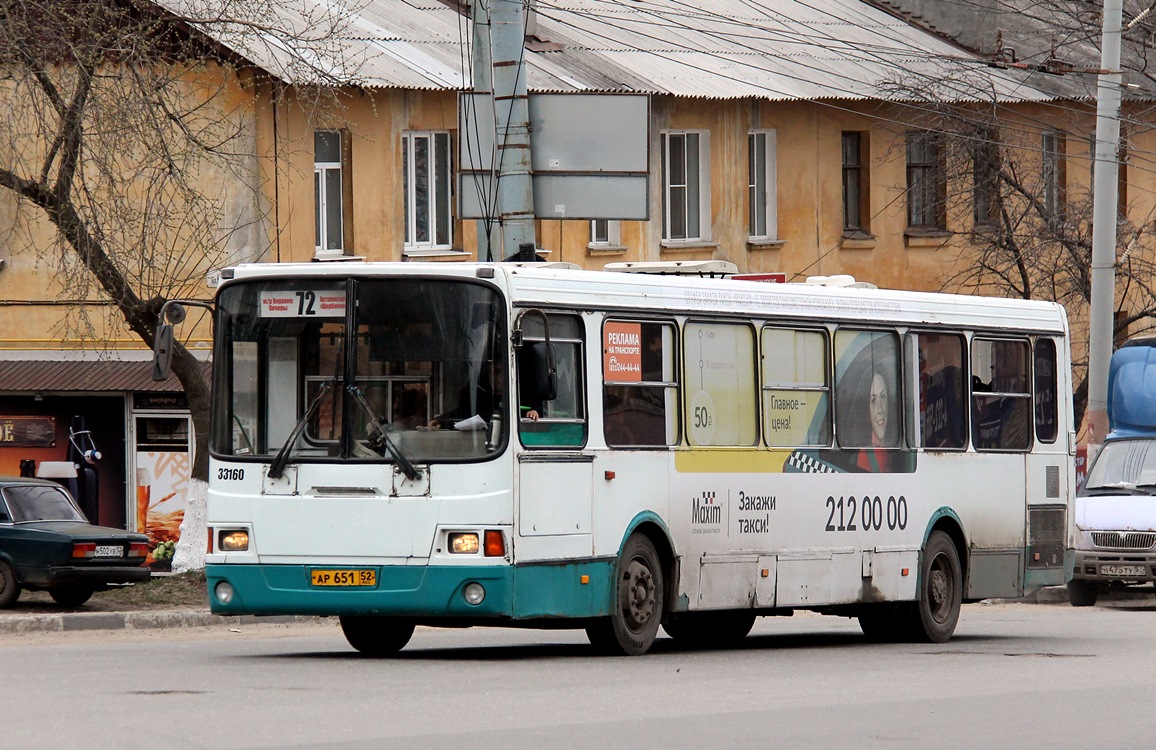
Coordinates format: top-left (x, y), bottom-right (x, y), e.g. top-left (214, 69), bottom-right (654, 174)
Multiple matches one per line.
top-left (186, 260), bottom-right (1074, 656)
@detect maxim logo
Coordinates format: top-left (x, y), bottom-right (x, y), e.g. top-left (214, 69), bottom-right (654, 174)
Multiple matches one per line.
top-left (692, 491), bottom-right (722, 525)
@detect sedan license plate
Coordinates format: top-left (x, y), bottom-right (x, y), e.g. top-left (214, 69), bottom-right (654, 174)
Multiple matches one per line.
top-left (1101, 564), bottom-right (1147, 577)
top-left (310, 569), bottom-right (376, 587)
top-left (94, 545), bottom-right (122, 558)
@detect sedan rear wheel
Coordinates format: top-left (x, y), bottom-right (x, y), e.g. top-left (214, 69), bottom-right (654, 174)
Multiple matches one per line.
top-left (50, 586), bottom-right (94, 608)
top-left (0, 561), bottom-right (19, 608)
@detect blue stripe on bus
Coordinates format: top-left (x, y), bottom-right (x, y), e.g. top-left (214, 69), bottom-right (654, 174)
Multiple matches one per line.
top-left (206, 560), bottom-right (616, 620)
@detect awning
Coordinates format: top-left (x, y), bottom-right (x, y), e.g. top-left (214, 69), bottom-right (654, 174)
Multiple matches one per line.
top-left (0, 360), bottom-right (208, 393)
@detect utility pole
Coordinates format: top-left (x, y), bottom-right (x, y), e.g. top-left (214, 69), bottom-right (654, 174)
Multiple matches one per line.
top-left (485, 0), bottom-right (537, 260)
top-left (1086, 0), bottom-right (1123, 453)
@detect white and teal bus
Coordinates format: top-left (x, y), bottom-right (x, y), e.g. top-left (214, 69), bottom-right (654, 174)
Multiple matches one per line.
top-left (193, 260), bottom-right (1073, 655)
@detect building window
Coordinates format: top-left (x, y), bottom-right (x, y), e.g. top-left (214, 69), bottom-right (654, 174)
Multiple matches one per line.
top-left (973, 130), bottom-right (1000, 228)
top-left (842, 132), bottom-right (869, 235)
top-left (590, 220), bottom-right (621, 247)
top-left (906, 132), bottom-right (945, 231)
top-left (1092, 131), bottom-right (1129, 221)
top-left (661, 130), bottom-right (710, 242)
top-left (403, 131), bottom-right (453, 252)
top-left (314, 131), bottom-right (347, 257)
top-left (1042, 131), bottom-right (1066, 226)
top-left (748, 129), bottom-right (778, 240)
top-left (1119, 133), bottom-right (1129, 221)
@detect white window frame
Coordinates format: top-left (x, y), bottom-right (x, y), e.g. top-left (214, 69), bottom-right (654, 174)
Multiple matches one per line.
top-left (589, 220), bottom-right (622, 248)
top-left (314, 130), bottom-right (344, 258)
top-left (1042, 130), bottom-right (1065, 225)
top-left (661, 130), bottom-right (712, 244)
top-left (403, 130), bottom-right (454, 254)
top-left (748, 129), bottom-right (778, 241)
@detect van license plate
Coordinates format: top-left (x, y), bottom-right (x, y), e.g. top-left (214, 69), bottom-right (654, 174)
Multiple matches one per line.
top-left (310, 569), bottom-right (376, 587)
top-left (1100, 564), bottom-right (1146, 577)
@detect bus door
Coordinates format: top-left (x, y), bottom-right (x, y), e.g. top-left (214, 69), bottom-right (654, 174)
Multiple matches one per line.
top-left (1025, 336), bottom-right (1067, 571)
top-left (514, 312), bottom-right (592, 555)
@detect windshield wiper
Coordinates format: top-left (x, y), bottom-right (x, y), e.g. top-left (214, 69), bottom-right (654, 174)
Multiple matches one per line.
top-left (346, 385), bottom-right (422, 481)
top-left (268, 382), bottom-right (332, 480)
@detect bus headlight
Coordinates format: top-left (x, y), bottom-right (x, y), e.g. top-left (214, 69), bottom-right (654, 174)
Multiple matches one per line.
top-left (218, 530), bottom-right (250, 552)
top-left (449, 533), bottom-right (479, 554)
top-left (215, 581), bottom-right (235, 605)
top-left (463, 582), bottom-right (486, 605)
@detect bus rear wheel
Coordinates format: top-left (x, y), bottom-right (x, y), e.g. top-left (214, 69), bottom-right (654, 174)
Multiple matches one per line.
top-left (912, 530), bottom-right (962, 643)
top-left (586, 534), bottom-right (664, 656)
top-left (339, 616), bottom-right (415, 656)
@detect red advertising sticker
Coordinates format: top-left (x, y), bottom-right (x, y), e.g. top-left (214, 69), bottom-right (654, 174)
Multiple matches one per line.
top-left (604, 321), bottom-right (642, 382)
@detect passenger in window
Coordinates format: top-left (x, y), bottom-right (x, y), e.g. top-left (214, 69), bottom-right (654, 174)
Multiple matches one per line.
top-left (392, 389), bottom-right (427, 430)
top-left (857, 370), bottom-right (895, 472)
top-left (431, 367), bottom-right (503, 429)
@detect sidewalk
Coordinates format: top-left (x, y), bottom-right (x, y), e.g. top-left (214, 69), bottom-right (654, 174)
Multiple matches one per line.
top-left (0, 603), bottom-right (318, 634)
top-left (0, 589), bottom-right (316, 634)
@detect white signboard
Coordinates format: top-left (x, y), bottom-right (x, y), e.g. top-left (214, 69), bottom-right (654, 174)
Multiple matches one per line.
top-left (259, 290), bottom-right (346, 318)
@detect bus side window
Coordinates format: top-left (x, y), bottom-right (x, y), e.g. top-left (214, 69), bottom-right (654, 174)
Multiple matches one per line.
top-left (683, 321), bottom-right (758, 447)
top-left (916, 333), bottom-right (966, 450)
top-left (518, 312), bottom-right (586, 448)
top-left (1034, 338), bottom-right (1058, 443)
top-left (603, 321), bottom-right (679, 447)
top-left (762, 327), bottom-right (830, 447)
top-left (971, 338), bottom-right (1031, 451)
top-left (834, 330), bottom-right (903, 471)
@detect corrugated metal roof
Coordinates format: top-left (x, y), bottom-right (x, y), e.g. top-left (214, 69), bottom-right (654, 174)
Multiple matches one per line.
top-left (157, 0), bottom-right (1058, 102)
top-left (0, 361), bottom-right (204, 393)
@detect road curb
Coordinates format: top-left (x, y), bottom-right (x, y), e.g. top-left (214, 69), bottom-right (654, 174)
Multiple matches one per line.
top-left (0, 611), bottom-right (319, 634)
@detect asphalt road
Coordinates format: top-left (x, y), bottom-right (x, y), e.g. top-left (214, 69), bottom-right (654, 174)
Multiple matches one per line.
top-left (2, 599), bottom-right (1155, 750)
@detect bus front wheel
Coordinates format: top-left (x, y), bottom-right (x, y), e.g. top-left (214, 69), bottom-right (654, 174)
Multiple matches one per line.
top-left (339, 616), bottom-right (415, 656)
top-left (586, 534), bottom-right (664, 656)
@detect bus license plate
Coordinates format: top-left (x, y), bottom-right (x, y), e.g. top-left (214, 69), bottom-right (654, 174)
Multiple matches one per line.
top-left (1101, 564), bottom-right (1146, 577)
top-left (310, 569), bottom-right (376, 587)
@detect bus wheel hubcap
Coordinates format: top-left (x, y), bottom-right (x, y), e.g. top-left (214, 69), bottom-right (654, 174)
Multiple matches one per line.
top-left (623, 559), bottom-right (655, 630)
top-left (928, 558), bottom-right (950, 619)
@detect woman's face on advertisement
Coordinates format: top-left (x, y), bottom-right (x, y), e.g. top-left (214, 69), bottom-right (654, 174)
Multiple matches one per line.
top-left (869, 371), bottom-right (888, 442)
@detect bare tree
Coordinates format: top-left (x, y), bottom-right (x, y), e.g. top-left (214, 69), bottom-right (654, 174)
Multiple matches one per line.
top-left (0, 0), bottom-right (360, 479)
top-left (874, 91), bottom-right (1156, 430)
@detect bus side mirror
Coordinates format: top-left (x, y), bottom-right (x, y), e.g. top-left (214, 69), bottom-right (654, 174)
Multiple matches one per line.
top-left (152, 323), bottom-right (174, 381)
top-left (518, 342), bottom-right (557, 405)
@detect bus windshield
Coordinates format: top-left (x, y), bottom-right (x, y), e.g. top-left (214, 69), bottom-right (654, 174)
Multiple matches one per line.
top-left (211, 277), bottom-right (507, 463)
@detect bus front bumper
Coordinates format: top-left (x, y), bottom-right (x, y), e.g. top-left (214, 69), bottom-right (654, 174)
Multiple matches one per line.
top-left (206, 560), bottom-right (614, 621)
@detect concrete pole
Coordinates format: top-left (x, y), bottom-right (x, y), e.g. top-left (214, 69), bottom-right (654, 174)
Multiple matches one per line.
top-left (489, 0), bottom-right (537, 259)
top-left (470, 1), bottom-right (497, 261)
top-left (1086, 0), bottom-right (1123, 451)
